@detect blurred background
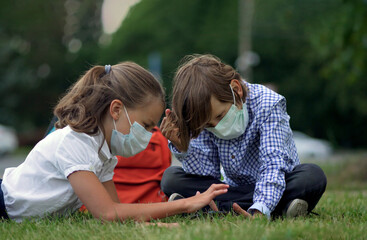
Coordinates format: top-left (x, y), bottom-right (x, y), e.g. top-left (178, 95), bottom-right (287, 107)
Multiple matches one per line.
top-left (0, 0), bottom-right (367, 170)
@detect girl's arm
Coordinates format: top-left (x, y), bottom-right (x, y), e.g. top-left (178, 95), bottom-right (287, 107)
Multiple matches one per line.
top-left (68, 170), bottom-right (228, 222)
top-left (102, 180), bottom-right (120, 203)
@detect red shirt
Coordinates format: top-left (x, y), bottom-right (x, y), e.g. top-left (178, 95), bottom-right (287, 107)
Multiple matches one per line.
top-left (113, 127), bottom-right (171, 203)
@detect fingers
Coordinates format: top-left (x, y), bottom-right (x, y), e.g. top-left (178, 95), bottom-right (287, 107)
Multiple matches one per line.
top-left (160, 109), bottom-right (179, 141)
top-left (232, 203), bottom-right (252, 218)
top-left (205, 184), bottom-right (229, 201)
top-left (206, 183), bottom-right (230, 192)
top-left (159, 117), bottom-right (167, 130)
top-left (209, 200), bottom-right (219, 211)
top-left (165, 128), bottom-right (180, 143)
top-left (160, 109), bottom-right (171, 131)
top-left (206, 184), bottom-right (229, 197)
top-left (196, 191), bottom-right (218, 211)
top-left (160, 116), bottom-right (183, 150)
top-left (211, 188), bottom-right (228, 200)
top-left (170, 128), bottom-right (180, 141)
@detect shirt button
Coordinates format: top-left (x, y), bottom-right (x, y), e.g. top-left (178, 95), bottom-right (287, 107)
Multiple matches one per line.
top-left (231, 155), bottom-right (235, 159)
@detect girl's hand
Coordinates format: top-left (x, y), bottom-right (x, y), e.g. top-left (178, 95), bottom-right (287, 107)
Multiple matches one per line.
top-left (183, 184), bottom-right (229, 213)
top-left (195, 191), bottom-right (219, 211)
top-left (160, 109), bottom-right (185, 152)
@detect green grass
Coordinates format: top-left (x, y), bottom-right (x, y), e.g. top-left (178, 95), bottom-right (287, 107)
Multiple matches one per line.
top-left (1, 153), bottom-right (366, 240)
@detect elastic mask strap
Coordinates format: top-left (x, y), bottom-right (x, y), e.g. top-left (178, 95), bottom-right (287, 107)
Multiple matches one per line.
top-left (123, 106), bottom-right (132, 126)
top-left (229, 84), bottom-right (243, 105)
top-left (113, 119), bottom-right (117, 130)
top-left (229, 84), bottom-right (236, 104)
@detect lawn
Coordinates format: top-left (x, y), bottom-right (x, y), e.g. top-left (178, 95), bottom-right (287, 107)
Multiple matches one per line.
top-left (1, 152), bottom-right (366, 240)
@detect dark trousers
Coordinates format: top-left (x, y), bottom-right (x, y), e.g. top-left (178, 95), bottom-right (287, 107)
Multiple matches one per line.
top-left (161, 163), bottom-right (327, 217)
top-left (0, 179), bottom-right (10, 220)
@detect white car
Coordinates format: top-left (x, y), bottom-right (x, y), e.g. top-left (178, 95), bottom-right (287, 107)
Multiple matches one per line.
top-left (292, 131), bottom-right (333, 160)
top-left (0, 124), bottom-right (18, 156)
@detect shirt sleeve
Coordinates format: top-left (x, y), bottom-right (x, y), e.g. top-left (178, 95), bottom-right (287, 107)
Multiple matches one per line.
top-left (169, 131), bottom-right (221, 179)
top-left (99, 156), bottom-right (118, 183)
top-left (248, 98), bottom-right (293, 217)
top-left (55, 133), bottom-right (98, 178)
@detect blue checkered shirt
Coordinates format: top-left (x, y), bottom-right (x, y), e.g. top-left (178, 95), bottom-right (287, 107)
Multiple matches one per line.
top-left (169, 82), bottom-right (300, 217)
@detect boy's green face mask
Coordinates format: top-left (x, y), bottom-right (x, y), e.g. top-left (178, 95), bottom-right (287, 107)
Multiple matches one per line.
top-left (206, 85), bottom-right (249, 140)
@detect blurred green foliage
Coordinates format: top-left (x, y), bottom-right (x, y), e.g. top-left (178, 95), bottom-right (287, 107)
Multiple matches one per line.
top-left (99, 0), bottom-right (238, 97)
top-left (0, 0), bottom-right (366, 148)
top-left (0, 0), bottom-right (103, 134)
top-left (253, 0), bottom-right (367, 148)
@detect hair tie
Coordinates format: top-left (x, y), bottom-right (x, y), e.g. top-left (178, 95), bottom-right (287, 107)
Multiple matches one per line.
top-left (105, 65), bottom-right (111, 74)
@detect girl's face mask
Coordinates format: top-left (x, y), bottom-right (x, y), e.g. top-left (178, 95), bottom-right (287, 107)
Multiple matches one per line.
top-left (206, 85), bottom-right (249, 140)
top-left (110, 106), bottom-right (152, 157)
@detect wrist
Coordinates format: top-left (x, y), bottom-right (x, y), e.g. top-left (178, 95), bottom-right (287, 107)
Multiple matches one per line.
top-left (252, 209), bottom-right (263, 216)
top-left (169, 142), bottom-right (188, 157)
top-left (179, 198), bottom-right (190, 213)
top-left (248, 202), bottom-right (271, 218)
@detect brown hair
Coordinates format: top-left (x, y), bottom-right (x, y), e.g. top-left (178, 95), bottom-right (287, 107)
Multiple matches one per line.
top-left (170, 54), bottom-right (247, 151)
top-left (54, 62), bottom-right (165, 140)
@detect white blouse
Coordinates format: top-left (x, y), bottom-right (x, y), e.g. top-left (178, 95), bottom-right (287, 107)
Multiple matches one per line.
top-left (1, 126), bottom-right (117, 222)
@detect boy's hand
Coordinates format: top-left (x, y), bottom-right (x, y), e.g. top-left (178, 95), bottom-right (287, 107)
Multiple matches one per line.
top-left (232, 203), bottom-right (263, 219)
top-left (160, 109), bottom-right (185, 152)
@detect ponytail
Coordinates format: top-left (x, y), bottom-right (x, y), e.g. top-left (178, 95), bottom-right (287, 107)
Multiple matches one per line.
top-left (54, 66), bottom-right (107, 134)
top-left (54, 62), bottom-right (165, 137)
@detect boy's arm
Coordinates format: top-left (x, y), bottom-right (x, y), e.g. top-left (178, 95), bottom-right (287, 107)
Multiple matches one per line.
top-left (248, 99), bottom-right (299, 218)
top-left (160, 108), bottom-right (220, 178)
top-left (169, 131), bottom-right (221, 179)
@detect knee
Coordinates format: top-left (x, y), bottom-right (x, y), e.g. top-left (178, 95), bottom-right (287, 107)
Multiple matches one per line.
top-left (303, 163), bottom-right (327, 190)
top-left (161, 166), bottom-right (183, 195)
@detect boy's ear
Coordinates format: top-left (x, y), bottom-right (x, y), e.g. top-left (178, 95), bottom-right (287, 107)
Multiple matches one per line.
top-left (110, 99), bottom-right (123, 120)
top-left (230, 79), bottom-right (243, 98)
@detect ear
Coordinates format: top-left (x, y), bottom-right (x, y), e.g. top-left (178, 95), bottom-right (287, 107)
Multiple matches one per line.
top-left (109, 99), bottom-right (123, 120)
top-left (230, 79), bottom-right (243, 99)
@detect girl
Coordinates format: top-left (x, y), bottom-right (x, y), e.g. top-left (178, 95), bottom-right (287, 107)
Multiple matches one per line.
top-left (0, 62), bottom-right (229, 222)
top-left (160, 54), bottom-right (327, 219)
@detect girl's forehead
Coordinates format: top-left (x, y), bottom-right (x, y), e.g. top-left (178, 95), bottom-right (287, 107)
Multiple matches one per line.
top-left (136, 98), bottom-right (164, 118)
